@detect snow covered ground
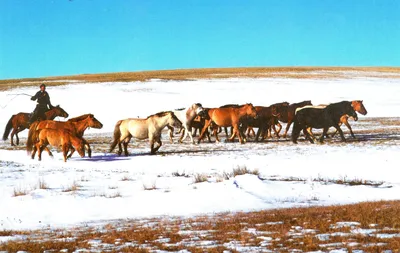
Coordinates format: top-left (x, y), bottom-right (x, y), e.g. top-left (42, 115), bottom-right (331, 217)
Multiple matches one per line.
top-left (0, 74), bottom-right (399, 232)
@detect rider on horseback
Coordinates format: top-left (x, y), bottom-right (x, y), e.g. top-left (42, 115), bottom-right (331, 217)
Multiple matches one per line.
top-left (28, 84), bottom-right (54, 125)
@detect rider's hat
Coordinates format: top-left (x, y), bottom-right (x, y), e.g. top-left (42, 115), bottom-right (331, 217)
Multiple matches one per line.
top-left (40, 83), bottom-right (46, 88)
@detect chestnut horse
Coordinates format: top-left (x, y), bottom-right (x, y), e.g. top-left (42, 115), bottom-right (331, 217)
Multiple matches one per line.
top-left (2, 105), bottom-right (69, 146)
top-left (275, 100), bottom-right (313, 138)
top-left (110, 111), bottom-right (183, 156)
top-left (31, 129), bottom-right (85, 162)
top-left (296, 100), bottom-right (368, 139)
top-left (27, 114), bottom-right (103, 158)
top-left (197, 103), bottom-right (257, 144)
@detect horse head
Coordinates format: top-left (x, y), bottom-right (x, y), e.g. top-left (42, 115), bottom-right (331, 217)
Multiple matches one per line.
top-left (245, 103), bottom-right (258, 119)
top-left (193, 103), bottom-right (206, 117)
top-left (169, 112), bottom-right (183, 129)
top-left (88, 114), bottom-right (103, 129)
top-left (352, 100), bottom-right (367, 115)
top-left (53, 105), bottom-right (69, 118)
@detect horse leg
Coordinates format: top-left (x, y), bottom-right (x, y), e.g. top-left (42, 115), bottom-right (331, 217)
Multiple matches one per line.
top-left (167, 126), bottom-right (174, 144)
top-left (10, 128), bottom-right (18, 146)
top-left (44, 147), bottom-right (53, 157)
top-left (275, 122), bottom-right (282, 137)
top-left (185, 126), bottom-right (196, 144)
top-left (37, 144), bottom-right (44, 161)
top-left (319, 127), bottom-right (329, 143)
top-left (305, 127), bottom-right (315, 143)
top-left (333, 124), bottom-right (347, 142)
top-left (122, 138), bottom-right (130, 156)
top-left (342, 119), bottom-right (355, 138)
top-left (62, 144), bottom-right (68, 162)
top-left (283, 120), bottom-right (292, 138)
top-left (154, 138), bottom-right (162, 153)
top-left (197, 120), bottom-right (212, 144)
top-left (179, 126), bottom-right (189, 143)
top-left (291, 121), bottom-right (302, 144)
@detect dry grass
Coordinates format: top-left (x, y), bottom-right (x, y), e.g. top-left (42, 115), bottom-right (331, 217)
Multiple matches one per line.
top-left (2, 66), bottom-right (400, 91)
top-left (12, 186), bottom-right (29, 197)
top-left (62, 181), bottom-right (80, 192)
top-left (1, 200), bottom-right (399, 252)
top-left (193, 173), bottom-right (208, 183)
top-left (37, 178), bottom-right (49, 190)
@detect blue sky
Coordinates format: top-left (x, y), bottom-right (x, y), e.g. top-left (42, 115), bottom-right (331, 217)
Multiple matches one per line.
top-left (1, 0), bottom-right (399, 79)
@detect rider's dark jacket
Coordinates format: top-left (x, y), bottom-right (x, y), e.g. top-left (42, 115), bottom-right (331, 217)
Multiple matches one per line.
top-left (31, 91), bottom-right (54, 109)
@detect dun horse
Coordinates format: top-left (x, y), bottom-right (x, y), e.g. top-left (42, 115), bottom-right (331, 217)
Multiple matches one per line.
top-left (197, 103), bottom-right (257, 144)
top-left (2, 105), bottom-right (69, 146)
top-left (110, 111), bottom-right (183, 156)
top-left (27, 114), bottom-right (103, 158)
top-left (31, 129), bottom-right (85, 162)
top-left (167, 103), bottom-right (205, 144)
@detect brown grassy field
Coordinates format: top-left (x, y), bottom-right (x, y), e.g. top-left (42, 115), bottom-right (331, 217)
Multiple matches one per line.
top-left (1, 66), bottom-right (400, 91)
top-left (1, 200), bottom-right (399, 252)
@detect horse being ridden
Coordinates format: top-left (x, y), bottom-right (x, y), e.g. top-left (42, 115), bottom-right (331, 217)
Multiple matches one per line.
top-left (32, 128), bottom-right (85, 162)
top-left (110, 111), bottom-right (183, 156)
top-left (167, 103), bottom-right (205, 144)
top-left (27, 114), bottom-right (103, 159)
top-left (2, 105), bottom-right (69, 146)
top-left (197, 103), bottom-right (257, 144)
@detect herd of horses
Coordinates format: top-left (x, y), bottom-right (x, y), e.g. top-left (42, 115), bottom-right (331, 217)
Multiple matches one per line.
top-left (1, 100), bottom-right (367, 162)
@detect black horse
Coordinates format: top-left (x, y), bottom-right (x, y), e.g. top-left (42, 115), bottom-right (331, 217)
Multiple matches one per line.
top-left (292, 101), bottom-right (358, 144)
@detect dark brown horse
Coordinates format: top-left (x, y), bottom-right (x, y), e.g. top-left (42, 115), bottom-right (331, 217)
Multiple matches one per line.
top-left (292, 101), bottom-right (358, 144)
top-left (297, 100), bottom-right (368, 139)
top-left (31, 128), bottom-right (85, 162)
top-left (245, 101), bottom-right (290, 140)
top-left (197, 103), bottom-right (257, 144)
top-left (2, 105), bottom-right (69, 146)
top-left (27, 114), bottom-right (103, 158)
top-left (275, 100), bottom-right (313, 138)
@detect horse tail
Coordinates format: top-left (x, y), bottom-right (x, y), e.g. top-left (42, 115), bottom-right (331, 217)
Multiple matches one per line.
top-left (2, 115), bottom-right (14, 140)
top-left (109, 120), bottom-right (122, 152)
top-left (26, 121), bottom-right (40, 153)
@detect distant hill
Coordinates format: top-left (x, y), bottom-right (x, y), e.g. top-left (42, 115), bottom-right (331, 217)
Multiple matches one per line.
top-left (1, 66), bottom-right (400, 91)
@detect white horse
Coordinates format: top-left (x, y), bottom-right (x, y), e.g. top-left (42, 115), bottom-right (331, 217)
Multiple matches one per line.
top-left (110, 111), bottom-right (182, 155)
top-left (167, 103), bottom-right (205, 144)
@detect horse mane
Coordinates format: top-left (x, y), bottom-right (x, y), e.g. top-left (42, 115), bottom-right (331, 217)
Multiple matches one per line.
top-left (68, 114), bottom-right (92, 122)
top-left (147, 111), bottom-right (172, 119)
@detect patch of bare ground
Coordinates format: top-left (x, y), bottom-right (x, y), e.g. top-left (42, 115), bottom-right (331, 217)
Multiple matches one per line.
top-left (1, 200), bottom-right (399, 252)
top-left (1, 66), bottom-right (400, 91)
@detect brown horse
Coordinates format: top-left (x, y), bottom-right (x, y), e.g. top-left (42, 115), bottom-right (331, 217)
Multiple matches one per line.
top-left (2, 105), bottom-right (69, 146)
top-left (197, 103), bottom-right (257, 144)
top-left (110, 111), bottom-right (183, 156)
top-left (297, 100), bottom-right (368, 139)
top-left (31, 129), bottom-right (85, 162)
top-left (245, 101), bottom-right (290, 140)
top-left (275, 100), bottom-right (313, 138)
top-left (27, 114), bottom-right (103, 158)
